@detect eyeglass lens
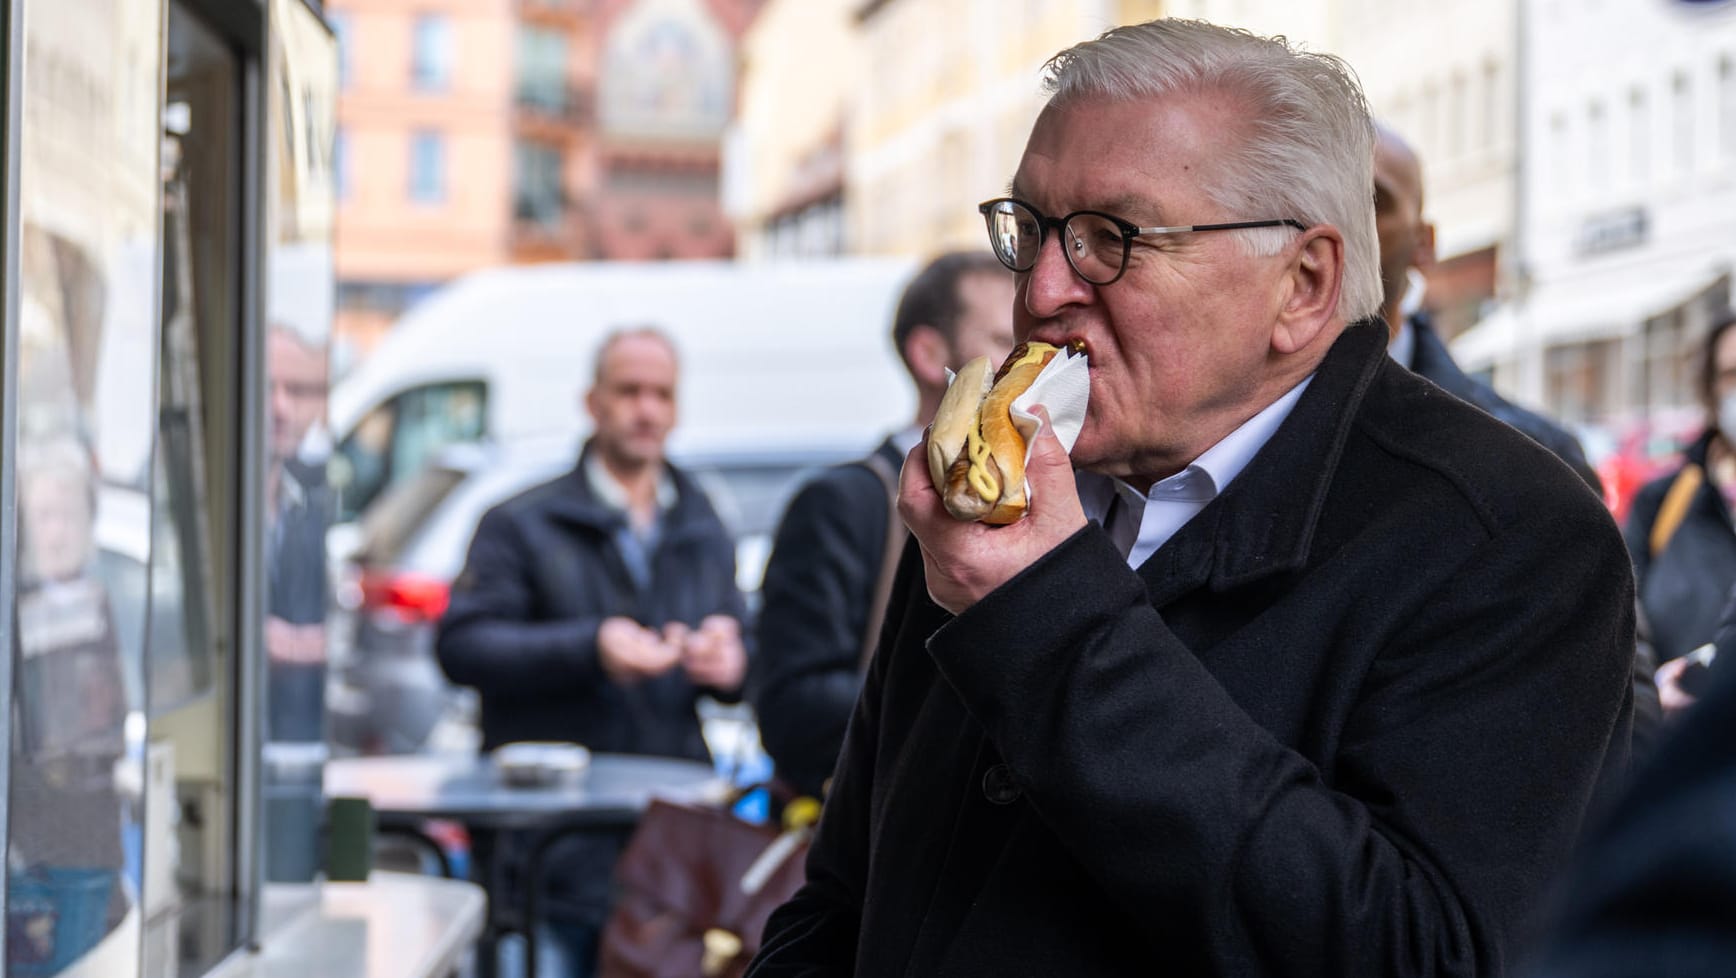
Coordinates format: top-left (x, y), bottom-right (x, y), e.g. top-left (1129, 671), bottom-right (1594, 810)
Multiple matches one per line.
top-left (986, 201), bottom-right (1125, 284)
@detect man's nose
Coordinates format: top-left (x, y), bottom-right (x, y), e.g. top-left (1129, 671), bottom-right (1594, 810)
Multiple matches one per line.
top-left (1022, 231), bottom-right (1095, 320)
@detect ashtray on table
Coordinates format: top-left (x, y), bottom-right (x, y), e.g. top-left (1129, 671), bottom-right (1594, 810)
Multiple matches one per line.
top-left (493, 742), bottom-right (592, 788)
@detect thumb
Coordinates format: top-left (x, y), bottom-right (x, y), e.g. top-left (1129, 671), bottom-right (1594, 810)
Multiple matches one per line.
top-left (1024, 406), bottom-right (1073, 486)
top-left (1024, 405), bottom-right (1085, 524)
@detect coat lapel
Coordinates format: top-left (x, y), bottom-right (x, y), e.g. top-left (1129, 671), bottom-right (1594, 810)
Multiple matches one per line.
top-left (1137, 320), bottom-right (1390, 606)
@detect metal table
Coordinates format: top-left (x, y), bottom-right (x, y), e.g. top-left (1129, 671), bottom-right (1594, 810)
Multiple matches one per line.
top-left (325, 753), bottom-right (729, 978)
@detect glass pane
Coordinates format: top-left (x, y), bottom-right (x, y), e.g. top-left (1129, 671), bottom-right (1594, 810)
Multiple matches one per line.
top-left (262, 0), bottom-right (338, 884)
top-left (357, 465), bottom-right (466, 567)
top-left (141, 6), bottom-right (244, 976)
top-left (411, 15), bottom-right (451, 91)
top-left (332, 402), bottom-right (397, 523)
top-left (389, 382), bottom-right (487, 480)
top-left (8, 2), bottom-right (164, 976)
top-left (409, 131), bottom-right (445, 203)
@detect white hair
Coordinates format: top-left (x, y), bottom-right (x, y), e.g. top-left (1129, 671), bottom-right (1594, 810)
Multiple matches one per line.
top-left (1041, 19), bottom-right (1381, 324)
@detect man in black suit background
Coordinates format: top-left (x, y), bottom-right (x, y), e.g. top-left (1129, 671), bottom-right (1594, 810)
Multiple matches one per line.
top-left (750, 251), bottom-right (1012, 799)
top-left (1374, 125), bottom-right (1602, 492)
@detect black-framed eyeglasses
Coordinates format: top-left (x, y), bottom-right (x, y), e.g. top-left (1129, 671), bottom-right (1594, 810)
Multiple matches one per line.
top-left (978, 197), bottom-right (1307, 286)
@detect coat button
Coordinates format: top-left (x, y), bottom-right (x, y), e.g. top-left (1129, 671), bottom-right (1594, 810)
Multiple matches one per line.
top-left (981, 764), bottom-right (1021, 805)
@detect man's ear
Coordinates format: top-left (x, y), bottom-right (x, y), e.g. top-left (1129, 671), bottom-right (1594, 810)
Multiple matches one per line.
top-left (583, 386), bottom-right (599, 423)
top-left (1271, 228), bottom-right (1345, 356)
top-left (1416, 220), bottom-right (1437, 271)
top-left (903, 324), bottom-right (950, 391)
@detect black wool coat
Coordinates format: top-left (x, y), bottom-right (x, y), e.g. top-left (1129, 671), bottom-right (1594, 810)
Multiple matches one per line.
top-left (752, 437), bottom-right (905, 798)
top-left (435, 443), bottom-right (746, 759)
top-left (749, 321), bottom-right (1635, 978)
top-left (1407, 312), bottom-right (1603, 495)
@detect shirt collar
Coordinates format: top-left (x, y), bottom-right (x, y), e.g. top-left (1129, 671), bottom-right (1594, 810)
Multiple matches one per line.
top-left (276, 463), bottom-right (308, 511)
top-left (1387, 317), bottom-right (1416, 371)
top-left (1137, 373), bottom-right (1315, 505)
top-left (584, 452), bottom-right (677, 516)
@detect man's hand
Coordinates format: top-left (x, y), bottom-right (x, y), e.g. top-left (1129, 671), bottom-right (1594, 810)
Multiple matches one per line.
top-left (901, 407), bottom-right (1087, 615)
top-left (265, 615), bottom-right (326, 665)
top-left (1655, 655), bottom-right (1703, 716)
top-left (681, 614), bottom-right (747, 691)
top-left (598, 616), bottom-right (681, 683)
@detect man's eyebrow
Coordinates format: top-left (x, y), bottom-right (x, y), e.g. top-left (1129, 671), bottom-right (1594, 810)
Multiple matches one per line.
top-left (1094, 193), bottom-right (1167, 222)
top-left (998, 186), bottom-right (1170, 222)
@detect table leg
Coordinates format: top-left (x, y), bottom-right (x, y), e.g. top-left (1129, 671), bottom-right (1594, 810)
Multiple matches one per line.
top-left (471, 828), bottom-right (505, 978)
top-left (520, 826), bottom-right (587, 978)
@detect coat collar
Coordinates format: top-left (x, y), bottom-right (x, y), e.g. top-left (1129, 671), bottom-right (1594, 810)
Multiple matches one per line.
top-left (1405, 312), bottom-right (1485, 405)
top-left (543, 441), bottom-right (718, 543)
top-left (1139, 320), bottom-right (1389, 605)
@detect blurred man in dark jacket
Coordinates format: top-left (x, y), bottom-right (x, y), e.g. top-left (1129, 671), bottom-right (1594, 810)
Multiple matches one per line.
top-left (437, 326), bottom-right (746, 977)
top-left (751, 251), bottom-right (1012, 799)
top-left (264, 325), bottom-right (333, 745)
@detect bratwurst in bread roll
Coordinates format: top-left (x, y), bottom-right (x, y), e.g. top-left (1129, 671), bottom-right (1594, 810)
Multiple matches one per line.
top-left (926, 341), bottom-right (1066, 524)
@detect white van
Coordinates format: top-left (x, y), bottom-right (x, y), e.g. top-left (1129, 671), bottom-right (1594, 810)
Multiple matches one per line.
top-left (326, 257), bottom-right (922, 522)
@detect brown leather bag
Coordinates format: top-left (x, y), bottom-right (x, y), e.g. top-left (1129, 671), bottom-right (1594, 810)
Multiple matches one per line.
top-left (598, 450), bottom-right (905, 977)
top-left (597, 797), bottom-right (814, 978)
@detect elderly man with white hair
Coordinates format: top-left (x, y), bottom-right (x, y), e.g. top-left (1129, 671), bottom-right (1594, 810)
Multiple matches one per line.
top-left (747, 19), bottom-right (1633, 978)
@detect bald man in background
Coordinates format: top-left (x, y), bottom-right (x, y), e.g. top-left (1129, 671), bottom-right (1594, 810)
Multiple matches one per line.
top-left (1375, 126), bottom-right (1602, 492)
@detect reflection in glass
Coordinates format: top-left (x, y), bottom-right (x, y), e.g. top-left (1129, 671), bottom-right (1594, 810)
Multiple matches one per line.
top-left (262, 0), bottom-right (338, 885)
top-left (7, 1), bottom-right (163, 975)
top-left (138, 7), bottom-right (243, 975)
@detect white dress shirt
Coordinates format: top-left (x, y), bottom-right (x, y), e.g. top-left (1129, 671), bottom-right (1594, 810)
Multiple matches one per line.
top-left (1078, 376), bottom-right (1314, 568)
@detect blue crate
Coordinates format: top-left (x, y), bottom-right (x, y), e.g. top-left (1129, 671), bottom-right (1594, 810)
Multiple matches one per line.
top-left (7, 867), bottom-right (115, 977)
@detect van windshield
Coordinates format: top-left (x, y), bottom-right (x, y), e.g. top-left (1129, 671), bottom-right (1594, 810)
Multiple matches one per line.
top-left (331, 380), bottom-right (487, 522)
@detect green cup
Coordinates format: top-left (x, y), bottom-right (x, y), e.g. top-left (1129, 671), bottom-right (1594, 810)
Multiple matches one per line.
top-left (325, 796), bottom-right (375, 882)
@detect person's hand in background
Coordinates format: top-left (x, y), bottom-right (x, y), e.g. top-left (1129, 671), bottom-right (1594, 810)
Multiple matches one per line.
top-left (681, 614), bottom-right (746, 691)
top-left (599, 616), bottom-right (681, 683)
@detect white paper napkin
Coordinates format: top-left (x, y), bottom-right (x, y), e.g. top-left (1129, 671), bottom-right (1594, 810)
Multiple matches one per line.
top-left (1009, 347), bottom-right (1091, 463)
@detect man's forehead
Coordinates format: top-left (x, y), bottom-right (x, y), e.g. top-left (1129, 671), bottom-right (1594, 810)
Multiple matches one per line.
top-left (1010, 95), bottom-right (1230, 219)
top-left (602, 357), bottom-right (675, 380)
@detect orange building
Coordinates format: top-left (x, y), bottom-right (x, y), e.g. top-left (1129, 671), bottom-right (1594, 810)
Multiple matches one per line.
top-left (328, 0), bottom-right (758, 366)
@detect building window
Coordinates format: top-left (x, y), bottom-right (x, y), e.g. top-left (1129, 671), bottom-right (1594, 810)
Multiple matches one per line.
top-left (1631, 87), bottom-right (1650, 184)
top-left (1675, 71), bottom-right (1694, 175)
top-left (1588, 100), bottom-right (1608, 190)
top-left (1449, 71), bottom-right (1468, 156)
top-left (331, 12), bottom-right (351, 89)
top-left (516, 25), bottom-right (569, 113)
top-left (412, 14), bottom-right (453, 92)
top-left (334, 127), bottom-right (348, 200)
top-left (1721, 55), bottom-right (1736, 158)
top-left (409, 131), bottom-right (445, 203)
top-left (1421, 82), bottom-right (1441, 155)
top-left (514, 141), bottom-right (564, 228)
top-left (1481, 61), bottom-right (1500, 150)
top-left (1550, 112), bottom-right (1570, 195)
